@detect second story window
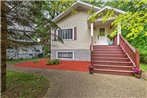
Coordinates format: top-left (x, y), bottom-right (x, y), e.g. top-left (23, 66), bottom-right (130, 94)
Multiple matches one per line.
top-left (57, 28), bottom-right (74, 40)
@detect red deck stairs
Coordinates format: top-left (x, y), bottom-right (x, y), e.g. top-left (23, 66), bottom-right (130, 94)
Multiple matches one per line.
top-left (90, 45), bottom-right (134, 76)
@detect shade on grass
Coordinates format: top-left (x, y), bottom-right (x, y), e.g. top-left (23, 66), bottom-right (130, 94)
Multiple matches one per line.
top-left (2, 71), bottom-right (49, 98)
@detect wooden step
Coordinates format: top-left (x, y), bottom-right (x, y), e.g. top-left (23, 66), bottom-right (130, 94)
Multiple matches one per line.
top-left (93, 51), bottom-right (124, 54)
top-left (93, 64), bottom-right (134, 70)
top-left (93, 45), bottom-right (120, 46)
top-left (93, 47), bottom-right (121, 49)
top-left (91, 45), bottom-right (134, 76)
top-left (93, 61), bottom-right (132, 66)
top-left (93, 57), bottom-right (130, 62)
top-left (93, 49), bottom-right (123, 51)
top-left (92, 54), bottom-right (127, 57)
top-left (93, 45), bottom-right (120, 48)
top-left (93, 69), bottom-right (134, 76)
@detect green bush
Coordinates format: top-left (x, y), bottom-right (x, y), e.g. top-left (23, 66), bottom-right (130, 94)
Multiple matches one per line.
top-left (140, 53), bottom-right (147, 64)
top-left (139, 46), bottom-right (147, 64)
top-left (32, 58), bottom-right (39, 63)
top-left (46, 59), bottom-right (60, 65)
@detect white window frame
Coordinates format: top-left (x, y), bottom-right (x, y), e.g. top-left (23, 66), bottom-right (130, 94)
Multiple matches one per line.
top-left (56, 51), bottom-right (74, 59)
top-left (56, 27), bottom-right (74, 40)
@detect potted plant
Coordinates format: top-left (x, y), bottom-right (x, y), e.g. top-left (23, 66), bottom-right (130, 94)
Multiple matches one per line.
top-left (133, 67), bottom-right (142, 78)
top-left (107, 34), bottom-right (113, 45)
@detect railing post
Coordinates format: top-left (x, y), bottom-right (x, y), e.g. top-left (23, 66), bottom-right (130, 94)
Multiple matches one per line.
top-left (89, 22), bottom-right (94, 74)
top-left (135, 49), bottom-right (140, 69)
top-left (117, 23), bottom-right (121, 45)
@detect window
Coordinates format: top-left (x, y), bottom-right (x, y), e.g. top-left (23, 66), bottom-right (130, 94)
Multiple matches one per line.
top-left (57, 51), bottom-right (74, 59)
top-left (99, 28), bottom-right (105, 36)
top-left (57, 28), bottom-right (74, 39)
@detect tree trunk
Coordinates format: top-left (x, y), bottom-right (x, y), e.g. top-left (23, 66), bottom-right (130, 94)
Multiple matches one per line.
top-left (1, 1), bottom-right (8, 93)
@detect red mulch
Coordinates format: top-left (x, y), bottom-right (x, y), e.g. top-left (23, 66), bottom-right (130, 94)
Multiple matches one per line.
top-left (15, 59), bottom-right (90, 72)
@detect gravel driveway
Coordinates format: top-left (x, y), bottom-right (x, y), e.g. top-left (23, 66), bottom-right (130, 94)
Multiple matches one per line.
top-left (8, 64), bottom-right (147, 98)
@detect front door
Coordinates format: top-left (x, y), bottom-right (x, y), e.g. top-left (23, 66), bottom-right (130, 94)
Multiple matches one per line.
top-left (96, 27), bottom-right (108, 45)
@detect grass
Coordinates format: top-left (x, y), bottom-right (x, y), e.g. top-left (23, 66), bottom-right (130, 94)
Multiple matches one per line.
top-left (141, 63), bottom-right (147, 71)
top-left (2, 70), bottom-right (49, 98)
top-left (7, 57), bottom-right (49, 65)
top-left (7, 58), bottom-right (37, 65)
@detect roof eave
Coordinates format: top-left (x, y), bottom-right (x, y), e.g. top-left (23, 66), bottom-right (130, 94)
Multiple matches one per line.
top-left (52, 1), bottom-right (101, 22)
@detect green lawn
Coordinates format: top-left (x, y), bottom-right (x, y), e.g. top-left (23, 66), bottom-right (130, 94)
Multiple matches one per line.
top-left (141, 63), bottom-right (147, 71)
top-left (7, 58), bottom-right (37, 65)
top-left (2, 71), bottom-right (49, 98)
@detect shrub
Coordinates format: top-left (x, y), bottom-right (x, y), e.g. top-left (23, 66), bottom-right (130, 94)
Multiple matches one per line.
top-left (46, 59), bottom-right (60, 65)
top-left (139, 46), bottom-right (147, 64)
top-left (32, 58), bottom-right (39, 63)
top-left (140, 53), bottom-right (147, 64)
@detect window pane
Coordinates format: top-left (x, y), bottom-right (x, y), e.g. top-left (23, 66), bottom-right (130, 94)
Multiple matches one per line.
top-left (99, 28), bottom-right (105, 36)
top-left (58, 28), bottom-right (73, 39)
top-left (65, 30), bottom-right (68, 39)
top-left (58, 52), bottom-right (73, 58)
top-left (58, 52), bottom-right (62, 58)
top-left (69, 29), bottom-right (72, 39)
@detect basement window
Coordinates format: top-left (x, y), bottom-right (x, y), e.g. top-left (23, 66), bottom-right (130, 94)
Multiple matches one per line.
top-left (56, 51), bottom-right (74, 59)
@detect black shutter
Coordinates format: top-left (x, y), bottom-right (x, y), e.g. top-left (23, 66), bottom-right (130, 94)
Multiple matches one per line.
top-left (54, 30), bottom-right (57, 41)
top-left (74, 27), bottom-right (77, 40)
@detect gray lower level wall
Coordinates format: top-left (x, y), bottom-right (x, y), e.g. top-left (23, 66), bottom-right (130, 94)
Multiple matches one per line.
top-left (51, 49), bottom-right (90, 61)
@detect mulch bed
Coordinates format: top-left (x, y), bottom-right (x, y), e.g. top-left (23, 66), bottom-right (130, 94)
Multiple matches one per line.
top-left (15, 59), bottom-right (90, 72)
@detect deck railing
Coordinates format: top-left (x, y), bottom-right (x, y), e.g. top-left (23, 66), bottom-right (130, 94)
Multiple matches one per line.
top-left (114, 34), bottom-right (140, 69)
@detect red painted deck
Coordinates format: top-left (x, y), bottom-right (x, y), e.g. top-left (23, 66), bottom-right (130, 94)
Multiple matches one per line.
top-left (15, 59), bottom-right (90, 72)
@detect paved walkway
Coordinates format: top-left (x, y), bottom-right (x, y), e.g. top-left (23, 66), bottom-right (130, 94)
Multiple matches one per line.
top-left (8, 64), bottom-right (147, 98)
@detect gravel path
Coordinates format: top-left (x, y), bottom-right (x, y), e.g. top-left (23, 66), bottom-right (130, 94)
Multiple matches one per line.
top-left (8, 64), bottom-right (147, 98)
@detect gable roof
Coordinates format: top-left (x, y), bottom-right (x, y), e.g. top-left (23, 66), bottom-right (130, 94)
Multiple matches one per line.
top-left (52, 1), bottom-right (101, 22)
top-left (88, 6), bottom-right (126, 21)
top-left (95, 6), bottom-right (126, 15)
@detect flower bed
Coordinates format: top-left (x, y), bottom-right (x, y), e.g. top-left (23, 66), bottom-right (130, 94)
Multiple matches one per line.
top-left (15, 59), bottom-right (90, 72)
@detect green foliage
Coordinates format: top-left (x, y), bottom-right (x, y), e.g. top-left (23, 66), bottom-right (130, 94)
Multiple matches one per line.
top-left (141, 63), bottom-right (147, 71)
top-left (3, 71), bottom-right (48, 98)
top-left (46, 59), bottom-right (60, 65)
top-left (72, 9), bottom-right (78, 15)
top-left (138, 46), bottom-right (147, 64)
top-left (89, 9), bottom-right (115, 23)
top-left (32, 58), bottom-right (39, 63)
top-left (46, 0), bottom-right (75, 19)
top-left (112, 12), bottom-right (147, 41)
top-left (107, 31), bottom-right (117, 40)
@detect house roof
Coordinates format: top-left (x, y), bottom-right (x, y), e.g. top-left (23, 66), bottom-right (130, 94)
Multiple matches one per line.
top-left (95, 6), bottom-right (126, 15)
top-left (52, 1), bottom-right (101, 22)
top-left (88, 6), bottom-right (126, 22)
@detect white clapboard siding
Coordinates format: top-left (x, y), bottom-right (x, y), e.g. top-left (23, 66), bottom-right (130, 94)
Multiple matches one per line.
top-left (51, 11), bottom-right (91, 50)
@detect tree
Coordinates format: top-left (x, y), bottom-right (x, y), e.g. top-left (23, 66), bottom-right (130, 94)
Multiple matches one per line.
top-left (1, 0), bottom-right (76, 92)
top-left (1, 1), bottom-right (8, 92)
top-left (46, 0), bottom-right (75, 19)
top-left (1, 0), bottom-right (74, 92)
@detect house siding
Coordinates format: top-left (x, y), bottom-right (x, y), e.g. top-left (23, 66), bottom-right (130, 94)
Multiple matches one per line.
top-left (51, 49), bottom-right (90, 61)
top-left (51, 11), bottom-right (115, 61)
top-left (51, 11), bottom-right (91, 50)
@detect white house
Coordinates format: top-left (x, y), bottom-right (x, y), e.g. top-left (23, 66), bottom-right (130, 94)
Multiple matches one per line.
top-left (51, 1), bottom-right (125, 61)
